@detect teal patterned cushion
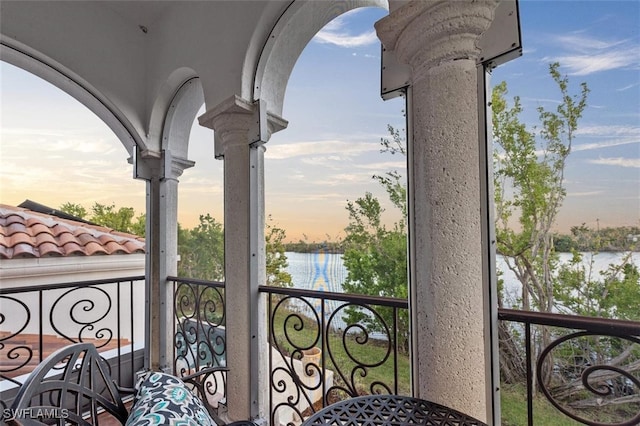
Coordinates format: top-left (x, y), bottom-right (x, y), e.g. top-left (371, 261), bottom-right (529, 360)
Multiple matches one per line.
top-left (126, 372), bottom-right (217, 426)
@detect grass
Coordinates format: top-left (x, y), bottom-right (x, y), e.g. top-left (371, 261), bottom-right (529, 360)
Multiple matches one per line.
top-left (500, 384), bottom-right (582, 426)
top-left (268, 303), bottom-right (610, 425)
top-left (269, 302), bottom-right (411, 397)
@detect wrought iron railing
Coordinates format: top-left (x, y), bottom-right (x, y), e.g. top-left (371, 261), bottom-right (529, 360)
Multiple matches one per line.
top-left (498, 308), bottom-right (640, 426)
top-left (259, 285), bottom-right (410, 426)
top-left (168, 276), bottom-right (228, 411)
top-left (168, 276), bottom-right (226, 370)
top-left (6, 274), bottom-right (637, 426)
top-left (0, 276), bottom-right (145, 409)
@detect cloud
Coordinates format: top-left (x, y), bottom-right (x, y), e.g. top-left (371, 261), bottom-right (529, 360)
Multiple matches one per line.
top-left (1, 128), bottom-right (72, 138)
top-left (314, 173), bottom-right (372, 186)
top-left (575, 125), bottom-right (640, 137)
top-left (587, 157), bottom-right (640, 168)
top-left (300, 156), bottom-right (351, 170)
top-left (554, 34), bottom-right (629, 52)
top-left (313, 15), bottom-right (378, 48)
top-left (356, 161), bottom-right (407, 171)
top-left (553, 51), bottom-right (639, 75)
top-left (265, 140), bottom-right (377, 160)
top-left (521, 97), bottom-right (562, 105)
top-left (352, 52), bottom-right (379, 59)
top-left (567, 190), bottom-right (605, 197)
top-left (616, 83), bottom-right (639, 92)
top-left (573, 138), bottom-right (639, 152)
top-left (545, 33), bottom-right (640, 75)
top-left (571, 125), bottom-right (640, 152)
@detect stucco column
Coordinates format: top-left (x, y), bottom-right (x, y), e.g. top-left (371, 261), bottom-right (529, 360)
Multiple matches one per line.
top-left (199, 95), bottom-right (286, 422)
top-left (137, 151), bottom-right (194, 372)
top-left (377, 1), bottom-right (498, 421)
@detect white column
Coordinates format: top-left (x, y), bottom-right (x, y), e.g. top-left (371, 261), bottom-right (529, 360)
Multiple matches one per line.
top-left (377, 1), bottom-right (498, 421)
top-left (138, 151), bottom-right (194, 371)
top-left (199, 95), bottom-right (286, 422)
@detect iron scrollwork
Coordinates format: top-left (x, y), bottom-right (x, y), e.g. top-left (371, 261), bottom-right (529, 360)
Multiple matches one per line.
top-left (50, 286), bottom-right (114, 345)
top-left (173, 280), bottom-right (226, 375)
top-left (537, 331), bottom-right (640, 426)
top-left (0, 296), bottom-right (32, 386)
top-left (268, 290), bottom-right (405, 426)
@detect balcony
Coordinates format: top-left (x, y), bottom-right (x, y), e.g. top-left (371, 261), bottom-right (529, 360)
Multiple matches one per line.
top-left (2, 1), bottom-right (638, 425)
top-left (2, 276), bottom-right (638, 425)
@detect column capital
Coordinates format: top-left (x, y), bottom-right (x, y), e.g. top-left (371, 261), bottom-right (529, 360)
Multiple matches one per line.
top-left (131, 150), bottom-right (195, 181)
top-left (198, 95), bottom-right (288, 156)
top-left (168, 156), bottom-right (195, 180)
top-left (376, 0), bottom-right (498, 81)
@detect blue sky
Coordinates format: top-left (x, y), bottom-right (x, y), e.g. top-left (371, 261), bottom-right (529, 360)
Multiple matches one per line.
top-left (1, 1), bottom-right (638, 241)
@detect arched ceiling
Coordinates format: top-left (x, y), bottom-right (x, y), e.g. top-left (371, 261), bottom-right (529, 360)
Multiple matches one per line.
top-left (0, 1), bottom-right (288, 152)
top-left (0, 0), bottom-right (388, 154)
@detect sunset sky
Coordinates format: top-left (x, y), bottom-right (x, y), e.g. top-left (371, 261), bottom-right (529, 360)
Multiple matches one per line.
top-left (1, 1), bottom-right (638, 242)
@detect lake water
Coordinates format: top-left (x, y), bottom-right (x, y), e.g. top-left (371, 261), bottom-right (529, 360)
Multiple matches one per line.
top-left (285, 251), bottom-right (639, 305)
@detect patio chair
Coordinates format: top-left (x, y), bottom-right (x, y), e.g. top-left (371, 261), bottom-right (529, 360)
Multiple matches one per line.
top-left (5, 342), bottom-right (228, 425)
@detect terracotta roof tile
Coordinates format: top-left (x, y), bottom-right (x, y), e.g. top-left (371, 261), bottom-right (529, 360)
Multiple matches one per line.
top-left (62, 241), bottom-right (86, 255)
top-left (51, 223), bottom-right (73, 236)
top-left (97, 234), bottom-right (117, 245)
top-left (29, 222), bottom-right (53, 237)
top-left (6, 222), bottom-right (28, 236)
top-left (12, 243), bottom-right (37, 258)
top-left (77, 232), bottom-right (100, 246)
top-left (103, 241), bottom-right (127, 254)
top-left (122, 240), bottom-right (145, 254)
top-left (8, 232), bottom-right (33, 248)
top-left (84, 241), bottom-right (109, 256)
top-left (38, 242), bottom-right (64, 257)
top-left (5, 214), bottom-right (26, 226)
top-left (0, 204), bottom-right (146, 259)
top-left (35, 233), bottom-right (57, 246)
top-left (56, 232), bottom-right (77, 246)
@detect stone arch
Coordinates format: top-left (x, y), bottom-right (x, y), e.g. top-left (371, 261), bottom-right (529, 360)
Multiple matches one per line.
top-left (0, 38), bottom-right (144, 155)
top-left (148, 68), bottom-right (204, 158)
top-left (248, 0), bottom-right (388, 117)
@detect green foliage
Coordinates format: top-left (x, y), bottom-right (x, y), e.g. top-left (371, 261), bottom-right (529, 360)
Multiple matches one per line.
top-left (59, 202), bottom-right (88, 219)
top-left (553, 234), bottom-right (577, 252)
top-left (178, 214), bottom-right (224, 281)
top-left (60, 201), bottom-right (291, 285)
top-left (59, 202), bottom-right (145, 236)
top-left (493, 62), bottom-right (589, 313)
top-left (564, 225), bottom-right (640, 252)
top-left (494, 64), bottom-right (640, 413)
top-left (266, 216), bottom-right (293, 288)
top-left (555, 251), bottom-right (640, 320)
top-left (342, 125), bottom-right (409, 352)
top-left (284, 239), bottom-right (343, 253)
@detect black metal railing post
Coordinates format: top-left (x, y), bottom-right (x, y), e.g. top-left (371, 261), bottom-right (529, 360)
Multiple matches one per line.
top-left (498, 308), bottom-right (640, 426)
top-left (259, 285), bottom-right (410, 424)
top-left (0, 276), bottom-right (145, 409)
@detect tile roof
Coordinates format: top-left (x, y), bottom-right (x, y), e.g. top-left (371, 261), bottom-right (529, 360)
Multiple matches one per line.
top-left (0, 204), bottom-right (145, 260)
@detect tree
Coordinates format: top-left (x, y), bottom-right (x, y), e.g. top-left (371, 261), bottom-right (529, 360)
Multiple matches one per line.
top-left (555, 251), bottom-right (640, 320)
top-left (59, 202), bottom-right (88, 219)
top-left (265, 216), bottom-right (293, 288)
top-left (341, 126), bottom-right (409, 352)
top-left (493, 62), bottom-right (589, 314)
top-left (60, 202), bottom-right (145, 236)
top-left (178, 214), bottom-right (225, 281)
top-left (493, 63), bottom-right (590, 388)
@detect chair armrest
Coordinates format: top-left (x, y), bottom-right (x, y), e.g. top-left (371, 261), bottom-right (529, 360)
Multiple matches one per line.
top-left (7, 342), bottom-right (128, 426)
top-left (180, 365), bottom-right (229, 382)
top-left (177, 366), bottom-right (229, 421)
